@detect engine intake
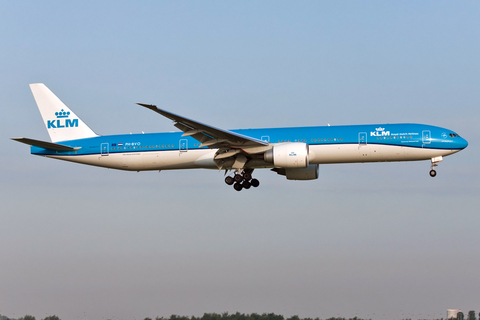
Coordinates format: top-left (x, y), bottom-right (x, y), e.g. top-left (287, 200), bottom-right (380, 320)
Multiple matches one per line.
top-left (264, 142), bottom-right (309, 168)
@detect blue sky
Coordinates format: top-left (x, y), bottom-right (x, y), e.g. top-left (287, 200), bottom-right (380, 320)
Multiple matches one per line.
top-left (1, 2), bottom-right (479, 320)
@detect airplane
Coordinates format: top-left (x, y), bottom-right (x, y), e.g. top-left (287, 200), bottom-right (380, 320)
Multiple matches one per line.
top-left (12, 83), bottom-right (468, 191)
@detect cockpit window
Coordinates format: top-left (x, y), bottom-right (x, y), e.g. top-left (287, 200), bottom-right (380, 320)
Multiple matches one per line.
top-left (449, 133), bottom-right (461, 138)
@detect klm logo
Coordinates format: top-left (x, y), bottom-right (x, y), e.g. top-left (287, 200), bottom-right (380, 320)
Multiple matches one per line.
top-left (47, 109), bottom-right (78, 129)
top-left (370, 127), bottom-right (390, 137)
top-left (289, 152), bottom-right (297, 156)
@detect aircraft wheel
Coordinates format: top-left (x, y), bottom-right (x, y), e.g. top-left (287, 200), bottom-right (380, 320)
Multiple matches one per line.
top-left (234, 174), bottom-right (243, 183)
top-left (243, 180), bottom-right (251, 189)
top-left (251, 178), bottom-right (260, 188)
top-left (429, 169), bottom-right (437, 177)
top-left (225, 176), bottom-right (234, 185)
top-left (233, 182), bottom-right (243, 191)
top-left (243, 172), bottom-right (252, 181)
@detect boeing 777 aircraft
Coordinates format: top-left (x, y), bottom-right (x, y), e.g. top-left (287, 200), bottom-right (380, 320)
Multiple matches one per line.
top-left (13, 84), bottom-right (468, 191)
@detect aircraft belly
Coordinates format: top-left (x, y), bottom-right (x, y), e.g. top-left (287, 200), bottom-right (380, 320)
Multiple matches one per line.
top-left (47, 154), bottom-right (129, 170)
top-left (145, 149), bottom-right (216, 170)
top-left (309, 144), bottom-right (457, 164)
top-left (118, 153), bottom-right (143, 169)
top-left (46, 145), bottom-right (460, 171)
top-left (403, 147), bottom-right (459, 160)
top-left (47, 149), bottom-right (217, 171)
top-left (309, 144), bottom-right (385, 163)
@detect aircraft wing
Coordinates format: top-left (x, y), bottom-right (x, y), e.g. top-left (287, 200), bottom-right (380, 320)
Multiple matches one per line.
top-left (137, 103), bottom-right (269, 149)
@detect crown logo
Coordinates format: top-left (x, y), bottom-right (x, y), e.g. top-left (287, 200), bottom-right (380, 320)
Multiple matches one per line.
top-left (55, 109), bottom-right (70, 118)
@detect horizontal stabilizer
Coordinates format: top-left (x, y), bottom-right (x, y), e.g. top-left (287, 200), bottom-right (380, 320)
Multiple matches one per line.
top-left (11, 137), bottom-right (81, 151)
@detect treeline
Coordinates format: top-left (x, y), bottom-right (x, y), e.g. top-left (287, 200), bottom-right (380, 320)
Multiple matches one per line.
top-left (1, 312), bottom-right (448, 320)
top-left (151, 314), bottom-right (372, 320)
top-left (3, 313), bottom-right (373, 320)
top-left (1, 316), bottom-right (59, 320)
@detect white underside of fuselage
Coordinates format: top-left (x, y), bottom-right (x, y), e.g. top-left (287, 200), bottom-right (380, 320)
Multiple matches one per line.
top-left (43, 144), bottom-right (460, 171)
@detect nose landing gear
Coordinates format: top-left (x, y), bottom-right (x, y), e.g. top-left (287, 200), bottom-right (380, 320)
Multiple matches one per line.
top-left (225, 169), bottom-right (260, 191)
top-left (429, 156), bottom-right (443, 178)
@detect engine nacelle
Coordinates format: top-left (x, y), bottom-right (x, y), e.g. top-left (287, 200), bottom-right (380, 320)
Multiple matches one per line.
top-left (272, 164), bottom-right (319, 180)
top-left (264, 143), bottom-right (309, 168)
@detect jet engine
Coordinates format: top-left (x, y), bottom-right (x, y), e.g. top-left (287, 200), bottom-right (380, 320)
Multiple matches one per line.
top-left (264, 142), bottom-right (309, 168)
top-left (272, 164), bottom-right (319, 180)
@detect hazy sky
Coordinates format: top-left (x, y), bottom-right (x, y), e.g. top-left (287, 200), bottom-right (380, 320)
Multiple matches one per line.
top-left (1, 1), bottom-right (479, 320)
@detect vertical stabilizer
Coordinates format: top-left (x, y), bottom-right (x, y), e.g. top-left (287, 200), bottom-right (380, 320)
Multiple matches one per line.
top-left (30, 83), bottom-right (98, 142)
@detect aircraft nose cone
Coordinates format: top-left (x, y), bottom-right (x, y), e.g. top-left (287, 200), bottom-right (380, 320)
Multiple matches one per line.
top-left (460, 137), bottom-right (468, 149)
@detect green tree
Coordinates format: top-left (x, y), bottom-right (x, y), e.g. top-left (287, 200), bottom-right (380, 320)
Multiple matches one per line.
top-left (19, 316), bottom-right (36, 320)
top-left (42, 316), bottom-right (60, 320)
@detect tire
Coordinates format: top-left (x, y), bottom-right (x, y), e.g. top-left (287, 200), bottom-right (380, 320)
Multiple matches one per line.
top-left (225, 176), bottom-right (234, 185)
top-left (243, 172), bottom-right (252, 181)
top-left (234, 174), bottom-right (243, 182)
top-left (233, 182), bottom-right (243, 191)
top-left (243, 180), bottom-right (251, 189)
top-left (429, 170), bottom-right (437, 177)
top-left (250, 178), bottom-right (260, 188)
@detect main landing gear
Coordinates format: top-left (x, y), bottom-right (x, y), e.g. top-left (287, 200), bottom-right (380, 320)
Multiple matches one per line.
top-left (225, 169), bottom-right (260, 191)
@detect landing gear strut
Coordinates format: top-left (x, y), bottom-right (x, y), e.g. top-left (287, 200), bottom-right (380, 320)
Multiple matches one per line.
top-left (225, 169), bottom-right (260, 191)
top-left (429, 156), bottom-right (443, 178)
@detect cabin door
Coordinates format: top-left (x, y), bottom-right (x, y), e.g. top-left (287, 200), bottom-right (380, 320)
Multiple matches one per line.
top-left (101, 143), bottom-right (109, 156)
top-left (422, 130), bottom-right (431, 144)
top-left (179, 139), bottom-right (188, 152)
top-left (358, 132), bottom-right (367, 145)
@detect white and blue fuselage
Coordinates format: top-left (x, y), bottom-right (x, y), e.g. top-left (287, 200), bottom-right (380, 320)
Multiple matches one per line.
top-left (31, 123), bottom-right (467, 170)
top-left (14, 84), bottom-right (468, 190)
